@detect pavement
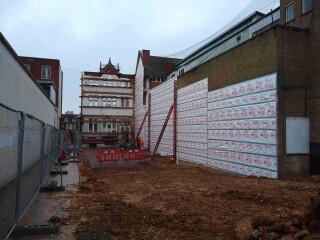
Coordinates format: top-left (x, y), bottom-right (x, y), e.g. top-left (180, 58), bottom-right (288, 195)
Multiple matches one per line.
top-left (9, 157), bottom-right (80, 240)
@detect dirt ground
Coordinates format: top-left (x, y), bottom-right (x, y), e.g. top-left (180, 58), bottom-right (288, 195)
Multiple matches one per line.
top-left (60, 149), bottom-right (320, 240)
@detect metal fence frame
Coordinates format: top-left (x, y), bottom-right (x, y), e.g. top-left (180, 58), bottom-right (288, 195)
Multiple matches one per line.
top-left (0, 103), bottom-right (64, 240)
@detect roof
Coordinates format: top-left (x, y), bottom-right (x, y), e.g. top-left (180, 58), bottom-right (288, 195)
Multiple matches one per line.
top-left (100, 58), bottom-right (119, 74)
top-left (83, 71), bottom-right (134, 79)
top-left (176, 11), bottom-right (267, 68)
top-left (145, 56), bottom-right (181, 77)
top-left (19, 55), bottom-right (60, 63)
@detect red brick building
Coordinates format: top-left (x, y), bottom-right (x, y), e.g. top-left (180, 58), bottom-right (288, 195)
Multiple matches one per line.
top-left (20, 56), bottom-right (63, 121)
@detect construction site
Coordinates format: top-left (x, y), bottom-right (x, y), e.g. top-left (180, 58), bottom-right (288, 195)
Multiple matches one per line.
top-left (1, 0), bottom-right (320, 239)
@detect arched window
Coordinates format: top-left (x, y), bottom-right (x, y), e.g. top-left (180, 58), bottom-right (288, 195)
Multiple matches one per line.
top-left (103, 98), bottom-right (107, 106)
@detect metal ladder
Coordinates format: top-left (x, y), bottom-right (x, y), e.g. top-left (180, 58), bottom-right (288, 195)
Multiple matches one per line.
top-left (151, 104), bottom-right (173, 159)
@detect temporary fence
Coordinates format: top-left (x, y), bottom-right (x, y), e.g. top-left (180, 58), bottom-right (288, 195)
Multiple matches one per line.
top-left (66, 131), bottom-right (82, 159)
top-left (96, 149), bottom-right (147, 164)
top-left (0, 103), bottom-right (64, 240)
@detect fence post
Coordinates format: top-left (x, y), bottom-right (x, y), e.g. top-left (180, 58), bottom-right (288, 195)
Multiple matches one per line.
top-left (15, 113), bottom-right (25, 223)
top-left (73, 132), bottom-right (76, 159)
top-left (39, 124), bottom-right (46, 184)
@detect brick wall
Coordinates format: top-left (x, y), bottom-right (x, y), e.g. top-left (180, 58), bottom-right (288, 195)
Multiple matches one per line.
top-left (278, 0), bottom-right (320, 175)
top-left (276, 26), bottom-right (309, 177)
top-left (178, 31), bottom-right (277, 91)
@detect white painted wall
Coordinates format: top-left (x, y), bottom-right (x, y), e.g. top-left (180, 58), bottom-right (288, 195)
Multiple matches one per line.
top-left (134, 57), bottom-right (146, 141)
top-left (0, 41), bottom-right (59, 127)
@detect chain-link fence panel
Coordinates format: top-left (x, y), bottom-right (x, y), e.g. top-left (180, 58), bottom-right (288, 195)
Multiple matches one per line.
top-left (42, 125), bottom-right (56, 181)
top-left (0, 104), bottom-right (62, 240)
top-left (73, 131), bottom-right (82, 156)
top-left (58, 131), bottom-right (65, 160)
top-left (17, 115), bottom-right (44, 220)
top-left (0, 104), bottom-right (22, 240)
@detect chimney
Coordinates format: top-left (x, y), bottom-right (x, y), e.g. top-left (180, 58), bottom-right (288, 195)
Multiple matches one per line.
top-left (142, 49), bottom-right (150, 66)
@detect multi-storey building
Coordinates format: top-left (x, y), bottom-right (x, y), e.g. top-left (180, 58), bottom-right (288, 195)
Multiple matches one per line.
top-left (134, 50), bottom-right (181, 147)
top-left (80, 59), bottom-right (134, 148)
top-left (60, 111), bottom-right (80, 132)
top-left (19, 56), bottom-right (63, 121)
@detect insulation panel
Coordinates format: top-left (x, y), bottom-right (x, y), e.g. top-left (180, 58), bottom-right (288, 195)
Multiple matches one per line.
top-left (177, 78), bottom-right (208, 164)
top-left (207, 73), bottom-right (278, 178)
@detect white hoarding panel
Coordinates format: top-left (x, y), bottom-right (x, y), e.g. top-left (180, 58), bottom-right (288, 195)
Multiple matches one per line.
top-left (177, 78), bottom-right (208, 165)
top-left (148, 78), bottom-right (175, 157)
top-left (207, 159), bottom-right (277, 178)
top-left (207, 73), bottom-right (278, 178)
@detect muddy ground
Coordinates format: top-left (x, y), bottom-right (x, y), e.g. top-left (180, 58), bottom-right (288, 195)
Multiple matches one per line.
top-left (60, 149), bottom-right (320, 240)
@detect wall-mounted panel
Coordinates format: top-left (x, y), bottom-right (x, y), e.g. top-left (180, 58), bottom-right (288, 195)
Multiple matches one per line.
top-left (177, 78), bottom-right (208, 164)
top-left (207, 73), bottom-right (278, 178)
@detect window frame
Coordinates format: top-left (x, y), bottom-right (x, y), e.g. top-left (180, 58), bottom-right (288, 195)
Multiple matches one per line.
top-left (41, 66), bottom-right (51, 80)
top-left (302, 0), bottom-right (313, 14)
top-left (103, 98), bottom-right (107, 106)
top-left (94, 98), bottom-right (99, 106)
top-left (24, 64), bottom-right (31, 72)
top-left (285, 2), bottom-right (295, 23)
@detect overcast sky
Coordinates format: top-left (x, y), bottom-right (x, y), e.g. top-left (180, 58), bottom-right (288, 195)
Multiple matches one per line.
top-left (0, 0), bottom-right (279, 114)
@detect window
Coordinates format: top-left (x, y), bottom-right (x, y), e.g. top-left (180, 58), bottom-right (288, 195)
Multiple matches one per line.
top-left (121, 98), bottom-right (125, 107)
top-left (121, 82), bottom-right (125, 87)
top-left (125, 98), bottom-right (130, 107)
top-left (113, 82), bottom-right (117, 87)
top-left (72, 118), bottom-right (76, 122)
top-left (127, 82), bottom-right (131, 87)
top-left (24, 64), bottom-right (31, 72)
top-left (285, 2), bottom-right (295, 23)
top-left (64, 118), bottom-right (68, 122)
top-left (89, 98), bottom-right (93, 106)
top-left (103, 98), bottom-right (107, 106)
top-left (94, 80), bottom-right (99, 86)
top-left (103, 80), bottom-right (107, 86)
top-left (112, 98), bottom-right (116, 106)
top-left (107, 81), bottom-right (112, 86)
top-left (107, 98), bottom-right (112, 106)
top-left (89, 80), bottom-right (94, 85)
top-left (94, 98), bottom-right (99, 106)
top-left (41, 66), bottom-right (51, 79)
top-left (112, 123), bottom-right (117, 132)
top-left (89, 122), bottom-right (98, 132)
top-left (302, 0), bottom-right (313, 14)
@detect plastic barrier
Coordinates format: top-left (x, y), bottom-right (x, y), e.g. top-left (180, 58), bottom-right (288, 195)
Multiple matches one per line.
top-left (96, 149), bottom-right (146, 163)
